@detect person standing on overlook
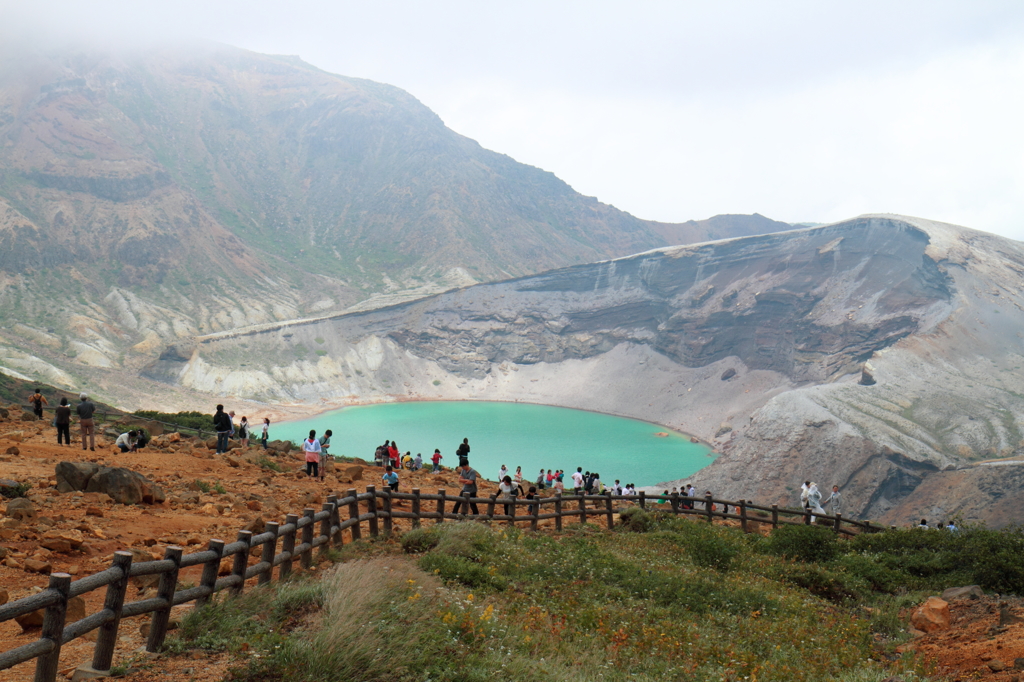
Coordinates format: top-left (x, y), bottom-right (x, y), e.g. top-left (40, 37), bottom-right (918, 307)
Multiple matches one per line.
top-left (77, 393), bottom-right (96, 451)
top-left (457, 438), bottom-right (470, 459)
top-left (452, 460), bottom-right (480, 516)
top-left (303, 430), bottom-right (322, 478)
top-left (28, 389), bottom-right (48, 419)
top-left (431, 448), bottom-right (443, 472)
top-left (238, 416), bottom-right (250, 449)
top-left (823, 485), bottom-right (842, 516)
top-left (261, 418), bottom-right (270, 450)
top-left (319, 430), bottom-right (332, 482)
top-left (54, 397), bottom-right (71, 446)
top-left (213, 405), bottom-right (231, 455)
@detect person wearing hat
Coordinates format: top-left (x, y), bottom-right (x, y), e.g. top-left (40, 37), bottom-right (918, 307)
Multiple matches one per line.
top-left (76, 392), bottom-right (96, 451)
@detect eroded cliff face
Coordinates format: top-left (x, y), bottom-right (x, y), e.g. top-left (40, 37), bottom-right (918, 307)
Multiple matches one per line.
top-left (139, 215), bottom-right (1024, 525)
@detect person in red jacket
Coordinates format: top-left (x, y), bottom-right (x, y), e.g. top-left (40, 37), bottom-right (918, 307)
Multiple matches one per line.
top-left (431, 449), bottom-right (443, 472)
top-left (388, 441), bottom-right (400, 469)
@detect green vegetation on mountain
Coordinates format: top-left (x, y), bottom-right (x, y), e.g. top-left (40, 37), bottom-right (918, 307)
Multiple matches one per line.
top-left (158, 514), bottom-right (1024, 681)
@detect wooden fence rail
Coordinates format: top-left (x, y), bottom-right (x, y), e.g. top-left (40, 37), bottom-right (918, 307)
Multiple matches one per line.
top-left (0, 487), bottom-right (881, 680)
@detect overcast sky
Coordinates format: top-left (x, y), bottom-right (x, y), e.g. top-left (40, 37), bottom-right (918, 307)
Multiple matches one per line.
top-left (6, 1), bottom-right (1024, 239)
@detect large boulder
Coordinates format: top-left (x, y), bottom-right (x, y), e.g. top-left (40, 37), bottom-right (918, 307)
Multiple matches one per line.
top-left (336, 464), bottom-right (363, 484)
top-left (55, 462), bottom-right (99, 493)
top-left (85, 467), bottom-right (165, 505)
top-left (20, 411), bottom-right (37, 422)
top-left (910, 597), bottom-right (951, 633)
top-left (941, 585), bottom-right (984, 601)
top-left (5, 498), bottom-right (36, 521)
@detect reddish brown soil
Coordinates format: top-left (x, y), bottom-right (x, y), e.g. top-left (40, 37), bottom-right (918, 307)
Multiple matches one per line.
top-left (903, 596), bottom-right (1024, 681)
top-left (0, 407), bottom-right (492, 681)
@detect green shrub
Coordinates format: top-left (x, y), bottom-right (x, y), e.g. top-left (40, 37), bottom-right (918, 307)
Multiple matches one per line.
top-left (401, 527), bottom-right (440, 554)
top-left (256, 455), bottom-right (283, 472)
top-left (194, 479), bottom-right (211, 493)
top-left (763, 524), bottom-right (838, 563)
top-left (675, 521), bottom-right (743, 571)
top-left (842, 526), bottom-right (1024, 594)
top-left (837, 553), bottom-right (906, 593)
top-left (133, 410), bottom-right (213, 433)
top-left (430, 522), bottom-right (498, 561)
top-left (772, 563), bottom-right (867, 603)
top-left (0, 482), bottom-right (31, 499)
top-left (618, 506), bottom-right (657, 532)
top-left (418, 553), bottom-right (506, 590)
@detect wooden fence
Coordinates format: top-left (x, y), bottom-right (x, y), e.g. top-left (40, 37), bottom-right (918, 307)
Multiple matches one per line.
top-left (0, 486), bottom-right (881, 681)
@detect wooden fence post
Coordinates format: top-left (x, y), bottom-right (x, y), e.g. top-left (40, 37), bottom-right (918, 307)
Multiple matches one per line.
top-left (705, 494), bottom-right (714, 523)
top-left (579, 494), bottom-right (587, 525)
top-left (382, 490), bottom-right (393, 534)
top-left (771, 504), bottom-right (779, 529)
top-left (326, 495), bottom-right (340, 548)
top-left (486, 493), bottom-right (496, 523)
top-left (33, 572), bottom-right (71, 682)
top-left (554, 493), bottom-right (563, 531)
top-left (834, 513), bottom-right (842, 534)
top-left (320, 503), bottom-right (333, 557)
top-left (91, 551), bottom-right (133, 673)
top-left (531, 495), bottom-right (540, 531)
top-left (436, 488), bottom-right (446, 525)
top-left (461, 492), bottom-right (472, 518)
top-left (638, 491), bottom-right (646, 510)
top-left (260, 523), bottom-right (279, 585)
top-left (230, 531), bottom-right (252, 595)
top-left (412, 489), bottom-right (421, 529)
top-left (347, 489), bottom-right (361, 541)
top-left (281, 514), bottom-right (298, 579)
top-left (804, 508), bottom-right (812, 525)
top-left (670, 492), bottom-right (680, 514)
top-left (508, 494), bottom-right (517, 527)
top-left (197, 539), bottom-right (224, 606)
top-left (329, 497), bottom-right (344, 548)
top-left (146, 545), bottom-right (183, 653)
top-left (366, 487), bottom-right (379, 537)
top-left (301, 508), bottom-right (315, 568)
top-left (605, 492), bottom-right (614, 529)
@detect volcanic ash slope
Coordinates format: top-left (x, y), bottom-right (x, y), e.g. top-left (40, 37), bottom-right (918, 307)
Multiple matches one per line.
top-left (159, 214), bottom-right (1024, 526)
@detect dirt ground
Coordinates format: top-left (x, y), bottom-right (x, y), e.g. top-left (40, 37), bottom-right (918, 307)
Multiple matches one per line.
top-left (0, 406), bottom-right (494, 681)
top-left (903, 596), bottom-right (1024, 681)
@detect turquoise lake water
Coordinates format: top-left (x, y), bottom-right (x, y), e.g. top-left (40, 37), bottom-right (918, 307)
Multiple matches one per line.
top-left (272, 401), bottom-right (714, 487)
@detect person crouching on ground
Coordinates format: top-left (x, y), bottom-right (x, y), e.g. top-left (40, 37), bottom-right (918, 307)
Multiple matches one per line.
top-left (383, 465), bottom-right (399, 492)
top-left (303, 430), bottom-right (321, 478)
top-left (115, 430), bottom-right (138, 453)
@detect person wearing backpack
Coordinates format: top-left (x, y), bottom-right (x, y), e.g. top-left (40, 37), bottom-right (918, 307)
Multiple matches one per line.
top-left (238, 416), bottom-right (250, 449)
top-left (28, 389), bottom-right (48, 419)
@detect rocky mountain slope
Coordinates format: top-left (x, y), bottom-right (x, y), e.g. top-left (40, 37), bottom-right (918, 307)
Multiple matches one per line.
top-left (0, 40), bottom-right (789, 395)
top-left (146, 214), bottom-right (1024, 526)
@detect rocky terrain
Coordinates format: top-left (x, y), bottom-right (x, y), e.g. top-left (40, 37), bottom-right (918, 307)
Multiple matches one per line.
top-left (143, 214), bottom-right (1024, 527)
top-left (0, 402), bottom-right (503, 681)
top-left (0, 40), bottom-right (789, 403)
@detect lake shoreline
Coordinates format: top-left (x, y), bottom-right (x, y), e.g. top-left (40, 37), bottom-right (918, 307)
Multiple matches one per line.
top-left (272, 399), bottom-right (717, 488)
